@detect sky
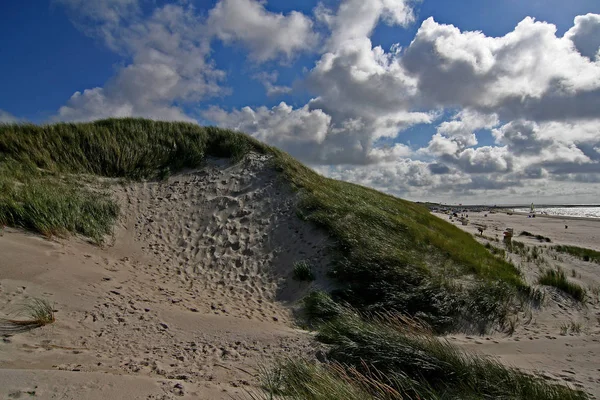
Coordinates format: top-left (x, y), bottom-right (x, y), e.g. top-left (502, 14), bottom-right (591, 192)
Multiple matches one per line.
top-left (1, 0), bottom-right (600, 205)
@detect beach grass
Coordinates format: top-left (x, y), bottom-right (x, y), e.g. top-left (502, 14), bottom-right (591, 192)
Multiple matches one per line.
top-left (520, 231), bottom-right (552, 242)
top-left (0, 174), bottom-right (118, 244)
top-left (292, 261), bottom-right (315, 282)
top-left (16, 297), bottom-right (56, 326)
top-left (554, 245), bottom-right (600, 264)
top-left (247, 358), bottom-right (378, 400)
top-left (0, 297), bottom-right (56, 336)
top-left (271, 149), bottom-right (526, 331)
top-left (303, 291), bottom-right (344, 322)
top-left (538, 267), bottom-right (586, 301)
top-left (249, 313), bottom-right (586, 400)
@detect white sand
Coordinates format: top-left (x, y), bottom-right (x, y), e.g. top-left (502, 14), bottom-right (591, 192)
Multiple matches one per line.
top-left (440, 211), bottom-right (600, 398)
top-left (0, 154), bottom-right (331, 399)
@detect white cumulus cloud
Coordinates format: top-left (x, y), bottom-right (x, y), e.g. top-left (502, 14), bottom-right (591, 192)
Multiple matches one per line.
top-left (204, 102), bottom-right (331, 157)
top-left (208, 0), bottom-right (318, 62)
top-left (565, 13), bottom-right (600, 60)
top-left (318, 0), bottom-right (415, 50)
top-left (403, 16), bottom-right (600, 121)
top-left (252, 71), bottom-right (292, 96)
top-left (56, 3), bottom-right (224, 122)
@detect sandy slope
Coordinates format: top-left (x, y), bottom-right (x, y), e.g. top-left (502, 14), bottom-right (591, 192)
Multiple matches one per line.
top-left (443, 211), bottom-right (600, 398)
top-left (0, 154), bottom-right (331, 399)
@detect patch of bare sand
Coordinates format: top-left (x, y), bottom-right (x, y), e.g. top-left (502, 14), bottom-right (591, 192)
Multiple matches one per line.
top-left (0, 154), bottom-right (333, 399)
top-left (441, 211), bottom-right (600, 398)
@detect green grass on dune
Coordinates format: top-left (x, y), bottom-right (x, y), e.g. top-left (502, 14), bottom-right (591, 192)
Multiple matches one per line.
top-left (538, 267), bottom-right (586, 302)
top-left (554, 245), bottom-right (600, 264)
top-left (273, 149), bottom-right (522, 287)
top-left (272, 150), bottom-right (525, 331)
top-left (0, 119), bottom-right (267, 179)
top-left (250, 313), bottom-right (586, 400)
top-left (0, 158), bottom-right (118, 243)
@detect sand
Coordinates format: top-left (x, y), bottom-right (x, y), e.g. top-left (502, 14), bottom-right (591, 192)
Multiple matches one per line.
top-left (2, 153), bottom-right (600, 398)
top-left (441, 211), bottom-right (600, 398)
top-left (0, 154), bottom-right (331, 399)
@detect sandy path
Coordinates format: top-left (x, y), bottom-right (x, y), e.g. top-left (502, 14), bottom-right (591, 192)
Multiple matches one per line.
top-left (0, 154), bottom-right (331, 399)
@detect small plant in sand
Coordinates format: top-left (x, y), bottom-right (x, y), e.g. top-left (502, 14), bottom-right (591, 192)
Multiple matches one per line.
top-left (588, 285), bottom-right (600, 304)
top-left (293, 261), bottom-right (315, 282)
top-left (570, 321), bottom-right (582, 334)
top-left (523, 286), bottom-right (545, 306)
top-left (15, 297), bottom-right (55, 326)
top-left (505, 314), bottom-right (518, 336)
top-left (560, 321), bottom-right (583, 336)
top-left (1, 298), bottom-right (55, 335)
top-left (559, 322), bottom-right (569, 336)
top-left (538, 268), bottom-right (586, 302)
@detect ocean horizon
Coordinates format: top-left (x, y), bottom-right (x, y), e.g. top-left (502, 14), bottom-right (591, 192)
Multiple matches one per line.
top-left (513, 206), bottom-right (600, 219)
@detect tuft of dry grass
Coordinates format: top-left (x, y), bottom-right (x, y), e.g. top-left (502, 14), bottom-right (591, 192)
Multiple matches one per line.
top-left (0, 298), bottom-right (55, 336)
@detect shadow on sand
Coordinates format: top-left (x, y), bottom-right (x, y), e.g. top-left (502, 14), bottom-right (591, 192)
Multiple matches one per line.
top-left (0, 319), bottom-right (44, 336)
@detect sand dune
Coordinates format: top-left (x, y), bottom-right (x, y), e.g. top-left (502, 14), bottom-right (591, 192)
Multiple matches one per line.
top-left (3, 153), bottom-right (600, 398)
top-left (0, 154), bottom-right (330, 399)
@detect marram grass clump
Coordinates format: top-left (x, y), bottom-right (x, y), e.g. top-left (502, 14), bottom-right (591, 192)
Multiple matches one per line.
top-left (248, 313), bottom-right (587, 400)
top-left (246, 357), bottom-right (411, 400)
top-left (0, 175), bottom-right (119, 244)
top-left (293, 260), bottom-right (315, 282)
top-left (554, 245), bottom-right (600, 264)
top-left (538, 267), bottom-right (586, 302)
top-left (18, 297), bottom-right (56, 325)
top-left (0, 298), bottom-right (55, 336)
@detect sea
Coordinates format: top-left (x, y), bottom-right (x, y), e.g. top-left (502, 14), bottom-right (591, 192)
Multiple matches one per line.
top-left (512, 206), bottom-right (600, 219)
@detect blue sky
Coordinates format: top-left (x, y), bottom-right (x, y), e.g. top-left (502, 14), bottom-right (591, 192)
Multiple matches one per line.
top-left (1, 0), bottom-right (600, 203)
top-left (3, 0), bottom-right (598, 124)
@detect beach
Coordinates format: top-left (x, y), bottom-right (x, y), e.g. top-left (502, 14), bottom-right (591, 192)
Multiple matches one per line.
top-left (453, 211), bottom-right (600, 251)
top-left (437, 210), bottom-right (600, 398)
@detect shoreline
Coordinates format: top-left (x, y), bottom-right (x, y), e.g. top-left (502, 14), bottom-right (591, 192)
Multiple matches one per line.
top-left (510, 211), bottom-right (600, 223)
